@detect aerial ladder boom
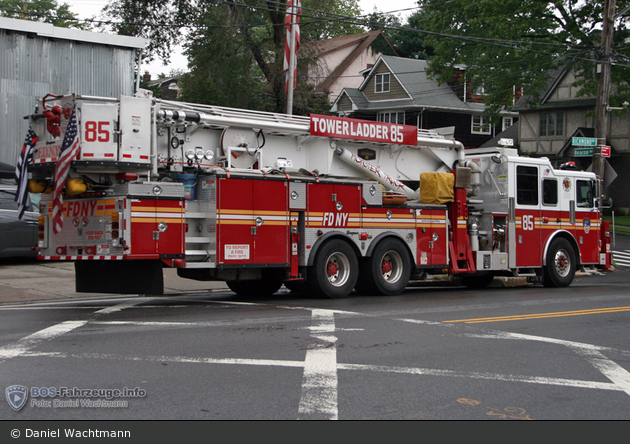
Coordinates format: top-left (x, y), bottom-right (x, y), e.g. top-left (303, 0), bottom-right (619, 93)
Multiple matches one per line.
top-left (154, 98), bottom-right (465, 197)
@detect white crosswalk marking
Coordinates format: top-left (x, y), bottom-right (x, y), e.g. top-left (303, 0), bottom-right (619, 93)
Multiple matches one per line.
top-left (613, 250), bottom-right (630, 268)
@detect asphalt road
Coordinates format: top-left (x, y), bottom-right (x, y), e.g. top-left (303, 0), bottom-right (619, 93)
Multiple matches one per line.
top-left (0, 259), bottom-right (230, 305)
top-left (0, 238), bottom-right (629, 421)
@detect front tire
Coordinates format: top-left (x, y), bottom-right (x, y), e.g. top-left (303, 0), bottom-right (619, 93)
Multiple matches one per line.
top-left (309, 239), bottom-right (358, 299)
top-left (543, 237), bottom-right (576, 287)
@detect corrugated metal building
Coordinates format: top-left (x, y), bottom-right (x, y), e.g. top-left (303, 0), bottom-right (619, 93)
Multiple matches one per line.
top-left (0, 17), bottom-right (148, 167)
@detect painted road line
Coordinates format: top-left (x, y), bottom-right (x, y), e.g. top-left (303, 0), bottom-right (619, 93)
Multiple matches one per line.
top-left (460, 330), bottom-right (630, 398)
top-left (0, 320), bottom-right (88, 362)
top-left (94, 299), bottom-right (148, 315)
top-left (613, 250), bottom-right (630, 267)
top-left (298, 309), bottom-right (339, 420)
top-left (443, 306), bottom-right (630, 324)
top-left (0, 300), bottom-right (146, 362)
top-left (571, 346), bottom-right (630, 397)
top-left (20, 349), bottom-right (624, 394)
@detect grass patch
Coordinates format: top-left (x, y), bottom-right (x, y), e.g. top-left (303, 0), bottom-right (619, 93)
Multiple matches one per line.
top-left (603, 215), bottom-right (630, 233)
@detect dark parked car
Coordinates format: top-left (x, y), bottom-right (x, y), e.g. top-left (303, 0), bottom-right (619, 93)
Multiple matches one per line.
top-left (0, 166), bottom-right (38, 258)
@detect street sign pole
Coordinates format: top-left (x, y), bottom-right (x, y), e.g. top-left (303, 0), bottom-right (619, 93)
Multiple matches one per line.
top-left (594, 0), bottom-right (615, 197)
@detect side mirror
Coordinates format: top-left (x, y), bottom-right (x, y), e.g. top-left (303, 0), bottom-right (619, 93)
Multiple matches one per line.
top-left (596, 196), bottom-right (613, 209)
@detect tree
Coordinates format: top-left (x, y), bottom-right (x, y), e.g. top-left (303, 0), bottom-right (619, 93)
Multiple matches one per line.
top-left (408, 0), bottom-right (630, 120)
top-left (0, 0), bottom-right (83, 28)
top-left (98, 0), bottom-right (363, 114)
top-left (177, 4), bottom-right (267, 110)
top-left (365, 9), bottom-right (433, 59)
top-left (364, 11), bottom-right (401, 56)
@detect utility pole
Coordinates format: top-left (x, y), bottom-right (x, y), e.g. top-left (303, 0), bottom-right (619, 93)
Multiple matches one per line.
top-left (593, 0), bottom-right (616, 198)
top-left (286, 10), bottom-right (297, 115)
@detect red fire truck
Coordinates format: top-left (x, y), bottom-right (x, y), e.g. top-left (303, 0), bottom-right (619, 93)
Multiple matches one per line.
top-left (25, 93), bottom-right (611, 298)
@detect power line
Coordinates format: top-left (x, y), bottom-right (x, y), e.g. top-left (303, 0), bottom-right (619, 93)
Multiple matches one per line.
top-left (5, 0), bottom-right (598, 56)
top-left (7, 2), bottom-right (625, 76)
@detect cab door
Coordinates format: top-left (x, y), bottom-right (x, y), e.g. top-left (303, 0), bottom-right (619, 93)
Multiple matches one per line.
top-left (574, 178), bottom-right (599, 264)
top-left (540, 175), bottom-right (561, 249)
top-left (514, 164), bottom-right (541, 267)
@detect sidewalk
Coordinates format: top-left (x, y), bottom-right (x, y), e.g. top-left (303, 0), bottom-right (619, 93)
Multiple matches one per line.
top-left (0, 258), bottom-right (608, 305)
top-left (0, 259), bottom-right (230, 305)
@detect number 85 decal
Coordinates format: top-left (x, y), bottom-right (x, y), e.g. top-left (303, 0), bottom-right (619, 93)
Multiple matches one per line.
top-left (84, 120), bottom-right (110, 142)
top-left (522, 214), bottom-right (535, 231)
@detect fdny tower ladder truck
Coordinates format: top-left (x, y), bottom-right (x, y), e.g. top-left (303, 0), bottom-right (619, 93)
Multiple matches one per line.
top-left (25, 92), bottom-right (612, 298)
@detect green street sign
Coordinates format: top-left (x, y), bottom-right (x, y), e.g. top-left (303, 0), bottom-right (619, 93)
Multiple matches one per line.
top-left (572, 137), bottom-right (597, 146)
top-left (574, 148), bottom-right (593, 157)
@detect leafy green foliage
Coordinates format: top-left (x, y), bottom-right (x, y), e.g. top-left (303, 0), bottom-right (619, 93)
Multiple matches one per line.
top-left (177, 4), bottom-right (266, 109)
top-left (98, 0), bottom-right (362, 113)
top-left (0, 0), bottom-right (83, 28)
top-left (99, 0), bottom-right (193, 64)
top-left (406, 0), bottom-right (630, 120)
top-left (365, 10), bottom-right (434, 59)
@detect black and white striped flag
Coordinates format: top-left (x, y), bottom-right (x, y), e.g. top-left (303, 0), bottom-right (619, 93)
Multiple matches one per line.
top-left (14, 127), bottom-right (37, 220)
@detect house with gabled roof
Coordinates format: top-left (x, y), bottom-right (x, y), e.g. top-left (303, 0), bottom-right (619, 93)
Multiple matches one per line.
top-left (514, 68), bottom-right (599, 162)
top-left (307, 31), bottom-right (397, 104)
top-left (513, 67), bottom-right (630, 212)
top-left (330, 55), bottom-right (517, 149)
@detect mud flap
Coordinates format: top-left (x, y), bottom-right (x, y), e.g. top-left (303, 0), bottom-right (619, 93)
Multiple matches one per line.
top-left (75, 260), bottom-right (164, 295)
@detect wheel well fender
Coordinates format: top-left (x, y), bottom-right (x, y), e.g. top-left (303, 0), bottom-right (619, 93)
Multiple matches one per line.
top-left (306, 232), bottom-right (361, 267)
top-left (364, 232), bottom-right (415, 263)
top-left (542, 230), bottom-right (580, 267)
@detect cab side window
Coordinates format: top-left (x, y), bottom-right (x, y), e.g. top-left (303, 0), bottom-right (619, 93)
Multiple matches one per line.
top-left (516, 166), bottom-right (538, 206)
top-left (542, 178), bottom-right (558, 206)
top-left (576, 180), bottom-right (593, 208)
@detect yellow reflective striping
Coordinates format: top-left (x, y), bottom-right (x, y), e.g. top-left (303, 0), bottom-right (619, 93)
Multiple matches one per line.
top-left (218, 220), bottom-right (288, 226)
top-left (130, 218), bottom-right (183, 223)
top-left (218, 209), bottom-right (291, 216)
top-left (362, 213), bottom-right (415, 219)
top-left (443, 306), bottom-right (630, 324)
top-left (362, 223), bottom-right (415, 228)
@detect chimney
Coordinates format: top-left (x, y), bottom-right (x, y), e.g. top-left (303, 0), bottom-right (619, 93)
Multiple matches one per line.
top-left (144, 71), bottom-right (151, 82)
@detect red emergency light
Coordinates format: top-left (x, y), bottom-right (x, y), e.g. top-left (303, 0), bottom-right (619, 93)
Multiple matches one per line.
top-left (115, 173), bottom-right (138, 182)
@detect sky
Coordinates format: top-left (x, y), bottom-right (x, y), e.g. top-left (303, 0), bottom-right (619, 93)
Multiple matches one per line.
top-left (62, 0), bottom-right (419, 78)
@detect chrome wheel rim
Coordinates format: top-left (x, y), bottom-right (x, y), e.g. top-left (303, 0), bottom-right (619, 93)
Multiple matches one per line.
top-left (326, 252), bottom-right (351, 287)
top-left (381, 250), bottom-right (403, 283)
top-left (554, 249), bottom-right (571, 278)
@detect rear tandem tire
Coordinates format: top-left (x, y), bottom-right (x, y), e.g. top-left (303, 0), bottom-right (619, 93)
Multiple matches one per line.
top-left (356, 237), bottom-right (411, 296)
top-left (309, 239), bottom-right (358, 299)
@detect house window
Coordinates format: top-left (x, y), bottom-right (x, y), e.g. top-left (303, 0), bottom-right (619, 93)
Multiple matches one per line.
top-left (539, 112), bottom-right (564, 136)
top-left (502, 117), bottom-right (514, 132)
top-left (471, 115), bottom-right (491, 135)
top-left (375, 73), bottom-right (390, 93)
top-left (377, 111), bottom-right (405, 124)
top-left (473, 84), bottom-right (485, 96)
